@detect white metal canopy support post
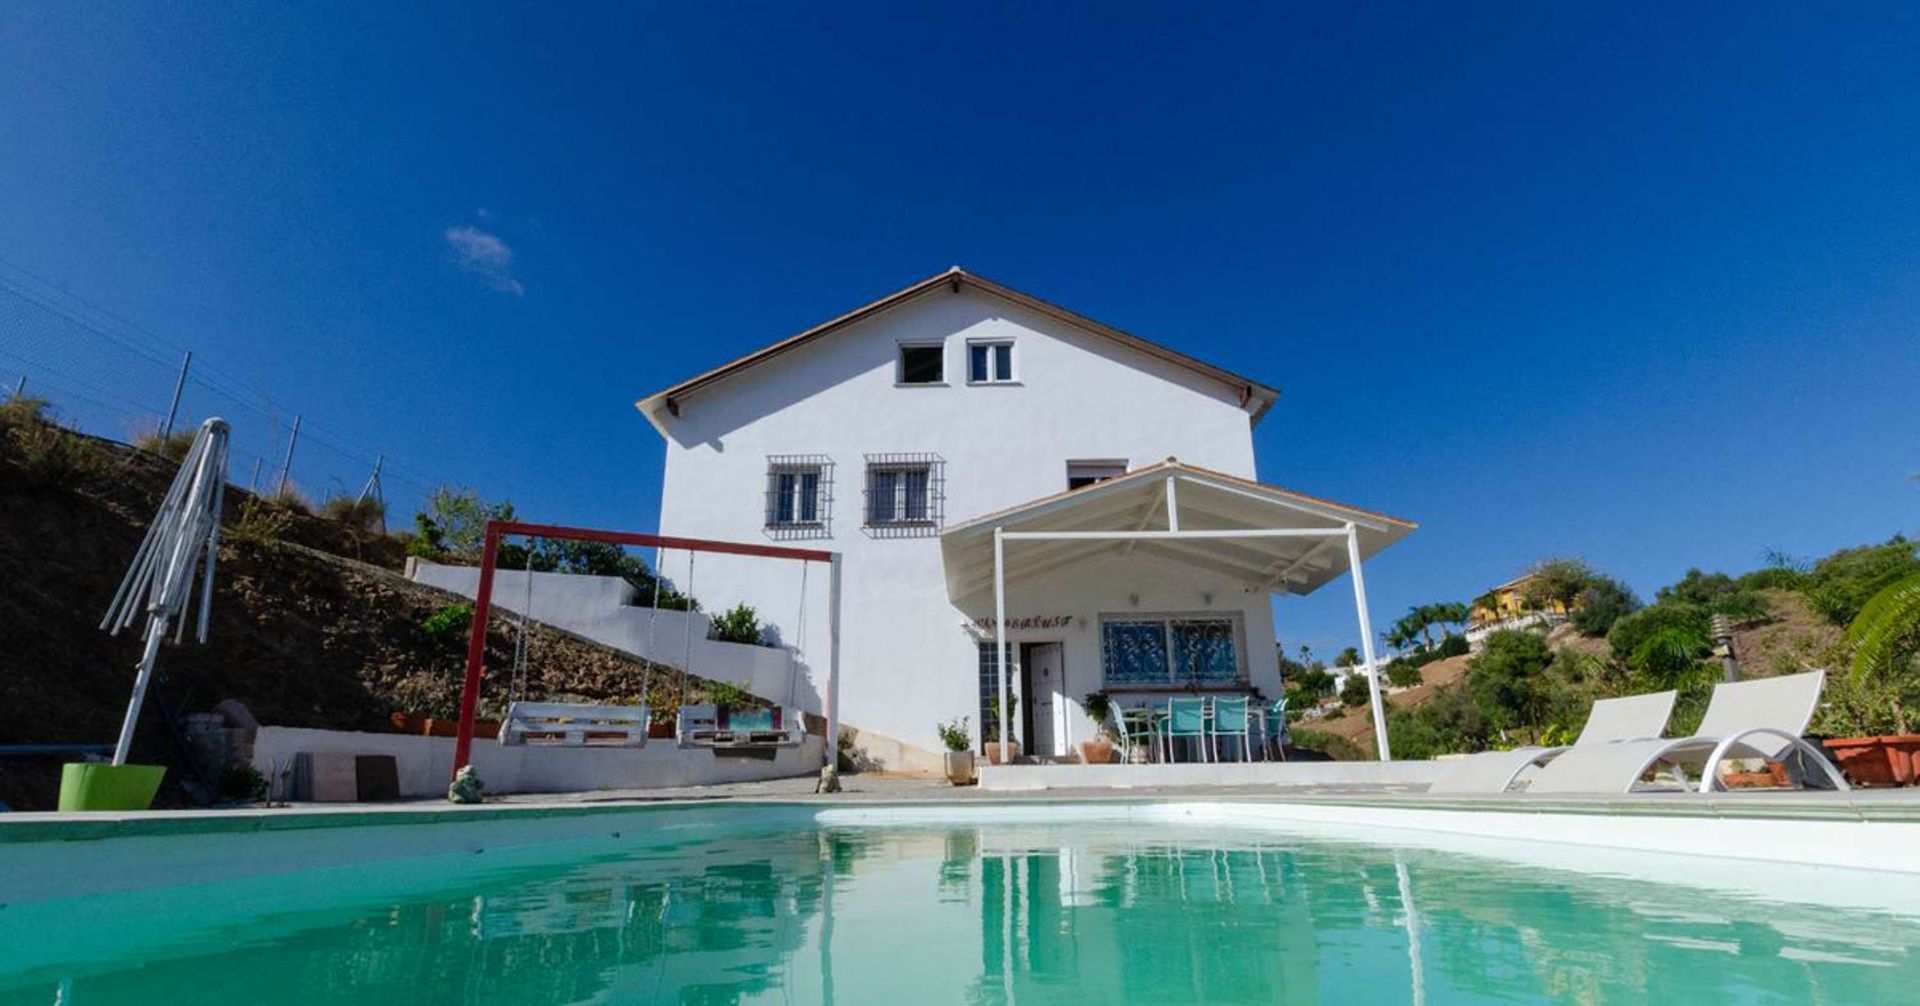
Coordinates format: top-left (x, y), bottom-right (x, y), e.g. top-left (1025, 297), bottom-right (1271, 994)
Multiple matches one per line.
top-left (1346, 523), bottom-right (1391, 761)
top-left (826, 553), bottom-right (843, 767)
top-left (993, 527), bottom-right (1010, 764)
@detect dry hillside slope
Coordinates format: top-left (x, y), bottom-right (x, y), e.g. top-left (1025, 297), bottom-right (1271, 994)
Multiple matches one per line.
top-left (1312, 599), bottom-right (1841, 758)
top-left (0, 424), bottom-right (728, 809)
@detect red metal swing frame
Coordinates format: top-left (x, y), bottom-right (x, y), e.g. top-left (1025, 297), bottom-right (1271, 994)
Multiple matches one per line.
top-left (451, 519), bottom-right (836, 778)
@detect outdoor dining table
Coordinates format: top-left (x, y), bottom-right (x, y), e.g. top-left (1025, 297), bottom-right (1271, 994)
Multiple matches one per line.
top-left (1111, 695), bottom-right (1273, 762)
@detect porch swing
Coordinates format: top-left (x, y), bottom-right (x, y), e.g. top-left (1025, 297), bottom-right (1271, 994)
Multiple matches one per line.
top-left (498, 536), bottom-right (651, 747)
top-left (675, 552), bottom-right (811, 750)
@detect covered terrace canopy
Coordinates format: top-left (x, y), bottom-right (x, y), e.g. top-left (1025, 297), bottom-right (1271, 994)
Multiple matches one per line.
top-left (939, 459), bottom-right (1417, 762)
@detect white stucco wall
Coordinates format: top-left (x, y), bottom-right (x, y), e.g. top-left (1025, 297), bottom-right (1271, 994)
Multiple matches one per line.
top-left (651, 286), bottom-right (1270, 759)
top-left (406, 561), bottom-right (809, 712)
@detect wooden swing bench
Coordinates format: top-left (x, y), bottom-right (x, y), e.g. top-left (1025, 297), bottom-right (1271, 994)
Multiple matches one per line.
top-left (675, 704), bottom-right (807, 749)
top-left (499, 701), bottom-right (652, 748)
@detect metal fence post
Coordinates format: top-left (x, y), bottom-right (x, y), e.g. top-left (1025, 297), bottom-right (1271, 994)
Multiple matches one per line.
top-left (161, 350), bottom-right (192, 438)
top-left (275, 415), bottom-right (301, 496)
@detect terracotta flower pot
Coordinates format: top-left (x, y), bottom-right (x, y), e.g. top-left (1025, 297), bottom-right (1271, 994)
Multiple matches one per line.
top-left (1721, 763), bottom-right (1790, 789)
top-left (1824, 735), bottom-right (1920, 787)
top-left (1078, 738), bottom-right (1116, 765)
top-left (984, 740), bottom-right (1020, 765)
top-left (944, 751), bottom-right (976, 785)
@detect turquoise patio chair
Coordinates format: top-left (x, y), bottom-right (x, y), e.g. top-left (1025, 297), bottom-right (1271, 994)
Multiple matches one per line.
top-left (1263, 697), bottom-right (1289, 761)
top-left (1164, 697), bottom-right (1209, 763)
top-left (1209, 696), bottom-right (1252, 762)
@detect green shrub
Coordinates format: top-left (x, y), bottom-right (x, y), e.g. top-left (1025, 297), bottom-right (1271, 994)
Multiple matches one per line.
top-left (1, 398), bottom-right (108, 487)
top-left (1288, 728), bottom-right (1365, 761)
top-left (1606, 603), bottom-right (1710, 666)
top-left (1801, 538), bottom-right (1920, 626)
top-left (708, 603), bottom-right (766, 645)
top-left (1466, 630), bottom-right (1556, 735)
top-left (0, 391), bottom-right (54, 428)
top-left (1571, 576), bottom-right (1639, 636)
top-left (227, 496), bottom-right (295, 544)
top-left (936, 716), bottom-right (971, 752)
top-left (1339, 672), bottom-right (1372, 707)
top-left (1386, 684), bottom-right (1490, 760)
top-left (420, 602), bottom-right (474, 642)
top-left (1433, 633), bottom-right (1469, 658)
top-left (984, 693), bottom-right (1018, 742)
top-left (319, 493), bottom-right (386, 532)
top-left (133, 425), bottom-right (197, 462)
top-left (216, 762), bottom-right (268, 803)
top-left (265, 486), bottom-right (312, 515)
top-left (1385, 658), bottom-right (1424, 688)
top-left (708, 681), bottom-right (752, 708)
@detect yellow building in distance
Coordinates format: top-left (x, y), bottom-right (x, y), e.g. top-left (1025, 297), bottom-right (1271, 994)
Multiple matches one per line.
top-left (1469, 572), bottom-right (1570, 629)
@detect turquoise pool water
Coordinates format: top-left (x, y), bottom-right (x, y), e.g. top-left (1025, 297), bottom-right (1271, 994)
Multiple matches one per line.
top-left (4, 811), bottom-right (1918, 1004)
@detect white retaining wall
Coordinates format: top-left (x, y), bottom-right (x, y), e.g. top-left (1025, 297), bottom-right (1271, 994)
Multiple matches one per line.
top-left (252, 726), bottom-right (825, 799)
top-left (407, 560), bottom-right (812, 714)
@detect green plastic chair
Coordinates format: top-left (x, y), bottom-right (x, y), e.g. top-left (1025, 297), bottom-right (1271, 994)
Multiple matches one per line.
top-left (1164, 697), bottom-right (1209, 763)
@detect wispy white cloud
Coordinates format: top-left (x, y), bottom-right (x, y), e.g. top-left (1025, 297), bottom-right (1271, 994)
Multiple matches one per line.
top-left (443, 224), bottom-right (524, 296)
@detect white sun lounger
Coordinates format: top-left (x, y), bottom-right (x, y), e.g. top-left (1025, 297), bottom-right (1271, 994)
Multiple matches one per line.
top-left (1426, 689), bottom-right (1677, 794)
top-left (1527, 670), bottom-right (1849, 794)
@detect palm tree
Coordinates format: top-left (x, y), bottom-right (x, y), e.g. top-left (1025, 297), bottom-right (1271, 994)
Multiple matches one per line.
top-left (1847, 571), bottom-right (1920, 733)
top-left (1413, 605), bottom-right (1439, 649)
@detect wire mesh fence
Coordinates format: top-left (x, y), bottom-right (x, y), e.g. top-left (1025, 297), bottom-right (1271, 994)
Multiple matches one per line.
top-left (0, 258), bottom-right (440, 522)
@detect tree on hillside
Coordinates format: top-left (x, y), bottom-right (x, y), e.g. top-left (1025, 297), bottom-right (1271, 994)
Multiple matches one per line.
top-left (1335, 646), bottom-right (1360, 669)
top-left (1522, 558), bottom-right (1596, 614)
top-left (409, 487), bottom-right (515, 562)
top-left (1466, 629), bottom-right (1556, 738)
top-left (1571, 576), bottom-right (1639, 637)
top-left (1340, 671), bottom-right (1372, 707)
top-left (1290, 665), bottom-right (1335, 703)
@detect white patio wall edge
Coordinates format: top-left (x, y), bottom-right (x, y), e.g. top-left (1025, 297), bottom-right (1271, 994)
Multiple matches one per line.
top-left (252, 726), bottom-right (825, 799)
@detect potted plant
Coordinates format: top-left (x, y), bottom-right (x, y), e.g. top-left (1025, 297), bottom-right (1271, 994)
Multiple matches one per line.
top-left (984, 693), bottom-right (1020, 764)
top-left (938, 717), bottom-right (975, 785)
top-left (1821, 569), bottom-right (1920, 785)
top-left (1079, 692), bottom-right (1118, 764)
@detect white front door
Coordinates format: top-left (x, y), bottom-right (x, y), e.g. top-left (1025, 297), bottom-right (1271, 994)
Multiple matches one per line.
top-left (1027, 642), bottom-right (1065, 757)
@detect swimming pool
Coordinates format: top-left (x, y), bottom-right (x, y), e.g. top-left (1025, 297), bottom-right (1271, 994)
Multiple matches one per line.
top-left (4, 802), bottom-right (1918, 1004)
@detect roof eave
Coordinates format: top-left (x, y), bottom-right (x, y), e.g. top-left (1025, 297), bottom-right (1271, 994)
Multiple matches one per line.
top-left (636, 268), bottom-right (1280, 434)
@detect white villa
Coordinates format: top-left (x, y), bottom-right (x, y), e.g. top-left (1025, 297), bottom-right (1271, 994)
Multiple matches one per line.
top-left (637, 268), bottom-right (1414, 771)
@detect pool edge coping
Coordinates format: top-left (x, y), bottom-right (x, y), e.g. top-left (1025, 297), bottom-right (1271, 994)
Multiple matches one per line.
top-left (7, 788), bottom-right (1920, 844)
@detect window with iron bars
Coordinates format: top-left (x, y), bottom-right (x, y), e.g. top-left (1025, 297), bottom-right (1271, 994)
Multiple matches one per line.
top-left (863, 453), bottom-right (945, 537)
top-left (764, 455), bottom-right (834, 540)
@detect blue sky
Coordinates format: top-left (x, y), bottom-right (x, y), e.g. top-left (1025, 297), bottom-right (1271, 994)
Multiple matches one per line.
top-left (2, 3), bottom-right (1916, 656)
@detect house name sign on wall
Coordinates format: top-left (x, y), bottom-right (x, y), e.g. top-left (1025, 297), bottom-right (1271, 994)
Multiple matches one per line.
top-left (968, 615), bottom-right (1075, 632)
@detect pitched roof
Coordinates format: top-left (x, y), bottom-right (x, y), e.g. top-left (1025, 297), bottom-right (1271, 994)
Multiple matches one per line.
top-left (635, 267), bottom-right (1280, 433)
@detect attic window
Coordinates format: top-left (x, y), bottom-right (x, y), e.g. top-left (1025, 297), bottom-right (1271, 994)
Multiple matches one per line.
top-left (1067, 460), bottom-right (1127, 490)
top-left (967, 340), bottom-right (1014, 383)
top-left (898, 344), bottom-right (944, 385)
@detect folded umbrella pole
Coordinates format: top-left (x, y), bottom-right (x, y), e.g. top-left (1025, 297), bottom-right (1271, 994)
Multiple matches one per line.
top-left (101, 417), bottom-right (231, 767)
